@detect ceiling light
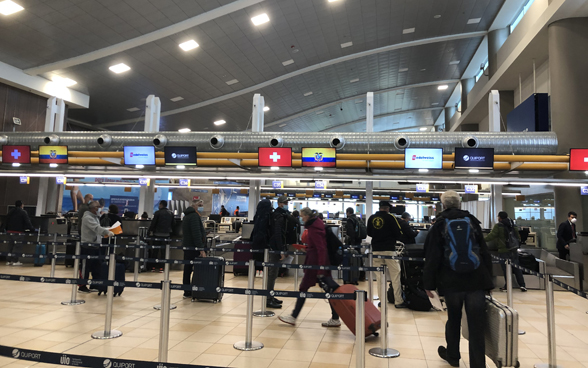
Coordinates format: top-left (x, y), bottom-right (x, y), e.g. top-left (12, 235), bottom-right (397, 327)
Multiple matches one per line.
top-left (328, 0), bottom-right (340, 2)
top-left (355, 100), bottom-right (363, 104)
top-left (51, 76), bottom-right (77, 87)
top-left (50, 163), bottom-right (58, 168)
top-left (109, 63), bottom-right (130, 74)
top-left (316, 111), bottom-right (324, 115)
top-left (226, 79), bottom-right (239, 85)
top-left (178, 128), bottom-right (191, 133)
top-left (251, 13), bottom-right (269, 26)
top-left (176, 165), bottom-right (185, 170)
top-left (282, 59), bottom-right (294, 66)
top-left (270, 166), bottom-right (279, 171)
top-left (214, 120), bottom-right (226, 126)
top-left (431, 103), bottom-right (440, 106)
top-left (449, 60), bottom-right (460, 65)
top-left (135, 165), bottom-right (144, 169)
top-left (434, 14), bottom-right (441, 19)
top-left (315, 167), bottom-right (324, 171)
top-left (437, 85), bottom-right (448, 90)
top-left (263, 106), bottom-right (270, 112)
top-left (350, 78), bottom-right (359, 83)
top-left (419, 127), bottom-right (428, 131)
top-left (467, 18), bottom-right (481, 24)
top-left (0, 1), bottom-right (23, 15)
top-left (278, 123), bottom-right (287, 127)
top-left (469, 169), bottom-right (480, 173)
top-left (11, 163), bottom-right (20, 167)
top-left (420, 68), bottom-right (426, 72)
top-left (170, 96), bottom-right (184, 102)
top-left (399, 68), bottom-right (409, 72)
top-left (127, 107), bottom-right (140, 112)
top-left (418, 169), bottom-right (429, 173)
top-left (341, 41), bottom-right (353, 48)
top-left (179, 40), bottom-right (199, 51)
top-left (304, 91), bottom-right (313, 97)
top-left (402, 28), bottom-right (415, 34)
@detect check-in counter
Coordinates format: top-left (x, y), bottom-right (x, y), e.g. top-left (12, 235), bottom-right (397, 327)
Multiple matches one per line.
top-left (569, 234), bottom-right (588, 291)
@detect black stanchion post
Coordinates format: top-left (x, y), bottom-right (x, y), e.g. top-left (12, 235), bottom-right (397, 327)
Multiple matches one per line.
top-left (367, 245), bottom-right (374, 302)
top-left (253, 249), bottom-right (274, 318)
top-left (92, 238), bottom-right (122, 339)
top-left (154, 241), bottom-right (177, 311)
top-left (355, 289), bottom-right (366, 368)
top-left (50, 233), bottom-right (57, 278)
top-left (61, 241), bottom-right (85, 306)
top-left (134, 232), bottom-right (141, 282)
top-left (234, 261), bottom-right (264, 351)
top-left (369, 264), bottom-right (400, 358)
top-left (534, 275), bottom-right (562, 368)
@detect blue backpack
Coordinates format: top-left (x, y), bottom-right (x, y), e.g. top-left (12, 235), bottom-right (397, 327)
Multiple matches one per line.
top-left (443, 217), bottom-right (481, 273)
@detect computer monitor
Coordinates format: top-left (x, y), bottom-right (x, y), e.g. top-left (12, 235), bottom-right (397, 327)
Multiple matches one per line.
top-left (241, 223), bottom-right (255, 241)
top-left (208, 214), bottom-right (221, 223)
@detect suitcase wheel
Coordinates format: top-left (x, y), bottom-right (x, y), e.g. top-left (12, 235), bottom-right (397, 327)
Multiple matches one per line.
top-left (373, 332), bottom-right (379, 337)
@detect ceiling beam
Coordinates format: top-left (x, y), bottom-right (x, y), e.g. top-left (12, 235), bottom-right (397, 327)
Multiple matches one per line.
top-left (99, 31), bottom-right (486, 128)
top-left (23, 0), bottom-right (265, 76)
top-left (319, 107), bottom-right (443, 132)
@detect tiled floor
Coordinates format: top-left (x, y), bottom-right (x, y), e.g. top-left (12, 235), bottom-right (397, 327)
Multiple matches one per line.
top-left (0, 264), bottom-right (588, 368)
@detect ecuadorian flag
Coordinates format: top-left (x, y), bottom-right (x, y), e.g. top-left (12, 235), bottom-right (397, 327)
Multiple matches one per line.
top-left (39, 146), bottom-right (68, 164)
top-left (302, 147), bottom-right (336, 167)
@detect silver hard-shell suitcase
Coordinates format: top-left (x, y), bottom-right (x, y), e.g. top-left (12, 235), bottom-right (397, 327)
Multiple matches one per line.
top-left (462, 296), bottom-right (520, 368)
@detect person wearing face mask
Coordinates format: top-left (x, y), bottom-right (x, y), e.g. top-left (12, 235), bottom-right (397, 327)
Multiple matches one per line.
top-left (557, 211), bottom-right (578, 260)
top-left (182, 199), bottom-right (207, 298)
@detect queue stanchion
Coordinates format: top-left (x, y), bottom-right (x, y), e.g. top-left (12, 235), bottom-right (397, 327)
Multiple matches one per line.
top-left (294, 254), bottom-right (299, 290)
top-left (154, 241), bottom-right (177, 311)
top-left (355, 289), bottom-right (366, 368)
top-left (61, 241), bottom-right (85, 306)
top-left (50, 233), bottom-right (57, 278)
top-left (505, 259), bottom-right (526, 335)
top-left (158, 274), bottom-right (172, 361)
top-left (92, 238), bottom-right (122, 339)
top-left (133, 232), bottom-right (141, 282)
top-left (234, 261), bottom-right (264, 351)
top-left (367, 247), bottom-right (374, 302)
top-left (253, 249), bottom-right (274, 317)
top-left (370, 264), bottom-right (400, 358)
top-left (534, 275), bottom-right (562, 368)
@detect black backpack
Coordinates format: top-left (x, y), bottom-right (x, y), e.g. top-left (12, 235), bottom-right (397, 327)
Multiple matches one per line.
top-left (325, 229), bottom-right (344, 266)
top-left (349, 216), bottom-right (367, 241)
top-left (251, 199), bottom-right (273, 250)
top-left (499, 219), bottom-right (520, 250)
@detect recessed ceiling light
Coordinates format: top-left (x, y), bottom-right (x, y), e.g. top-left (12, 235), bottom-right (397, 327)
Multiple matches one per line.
top-left (278, 123), bottom-right (287, 127)
top-left (434, 14), bottom-right (441, 19)
top-left (263, 106), bottom-right (270, 112)
top-left (418, 168), bottom-right (429, 173)
top-left (420, 68), bottom-right (426, 72)
top-left (11, 163), bottom-right (20, 167)
top-left (432, 103), bottom-right (440, 106)
top-left (270, 166), bottom-right (280, 171)
top-left (109, 63), bottom-right (131, 74)
top-left (304, 91), bottom-right (313, 97)
top-left (355, 100), bottom-right (363, 104)
top-left (449, 60), bottom-right (460, 65)
top-left (341, 41), bottom-right (353, 48)
top-left (251, 13), bottom-right (270, 26)
top-left (49, 163), bottom-right (58, 168)
top-left (328, 0), bottom-right (340, 2)
top-left (402, 28), bottom-right (415, 34)
top-left (315, 167), bottom-right (324, 171)
top-left (170, 96), bottom-right (184, 102)
top-left (127, 107), bottom-right (140, 112)
top-left (469, 169), bottom-right (480, 173)
top-left (0, 0), bottom-right (23, 16)
top-left (316, 111), bottom-right (324, 115)
top-left (214, 120), bottom-right (226, 126)
top-left (437, 85), bottom-right (448, 90)
top-left (226, 79), bottom-right (239, 85)
top-left (179, 39), bottom-right (199, 51)
top-left (177, 165), bottom-right (185, 170)
top-left (419, 127), bottom-right (428, 131)
top-left (178, 128), bottom-right (191, 133)
top-left (350, 78), bottom-right (359, 83)
top-left (467, 18), bottom-right (481, 24)
top-left (135, 165), bottom-right (144, 169)
top-left (399, 68), bottom-right (409, 72)
top-left (51, 76), bottom-right (77, 87)
top-left (282, 59), bottom-right (294, 66)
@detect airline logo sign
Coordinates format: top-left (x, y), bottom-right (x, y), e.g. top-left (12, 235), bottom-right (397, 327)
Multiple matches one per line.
top-left (581, 186), bottom-right (588, 195)
top-left (123, 146), bottom-right (155, 166)
top-left (139, 178), bottom-right (150, 186)
top-left (2, 145), bottom-right (31, 164)
top-left (454, 148), bottom-right (494, 169)
top-left (179, 179), bottom-right (190, 187)
top-left (39, 146), bottom-right (68, 164)
top-left (272, 181), bottom-right (283, 189)
top-left (569, 149), bottom-right (588, 171)
top-left (404, 148), bottom-right (442, 169)
top-left (56, 176), bottom-right (66, 185)
top-left (315, 180), bottom-right (327, 189)
top-left (416, 184), bottom-right (429, 193)
top-left (464, 185), bottom-right (478, 194)
top-left (258, 148), bottom-right (292, 167)
top-left (164, 146), bottom-right (197, 166)
top-left (19, 176), bottom-right (29, 184)
top-left (301, 147), bottom-right (336, 167)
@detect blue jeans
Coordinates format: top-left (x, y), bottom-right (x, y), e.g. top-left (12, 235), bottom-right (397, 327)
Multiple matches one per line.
top-left (444, 289), bottom-right (486, 368)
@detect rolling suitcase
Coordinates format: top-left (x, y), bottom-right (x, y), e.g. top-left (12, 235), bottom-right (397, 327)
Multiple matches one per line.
top-left (65, 239), bottom-right (77, 267)
top-left (34, 243), bottom-right (46, 267)
top-left (96, 261), bottom-right (126, 296)
top-left (462, 296), bottom-right (520, 368)
top-left (329, 284), bottom-right (381, 337)
top-left (233, 241), bottom-right (251, 276)
top-left (192, 256), bottom-right (225, 303)
top-left (342, 249), bottom-right (361, 285)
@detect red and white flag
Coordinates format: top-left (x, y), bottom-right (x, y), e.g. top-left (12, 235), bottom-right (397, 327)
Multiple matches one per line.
top-left (258, 148), bottom-right (292, 167)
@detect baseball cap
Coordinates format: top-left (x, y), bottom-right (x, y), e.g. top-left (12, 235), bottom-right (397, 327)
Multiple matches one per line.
top-left (378, 200), bottom-right (391, 208)
top-left (277, 196), bottom-right (290, 204)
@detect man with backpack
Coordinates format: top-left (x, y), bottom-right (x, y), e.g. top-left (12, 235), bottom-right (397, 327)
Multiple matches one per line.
top-left (485, 211), bottom-right (526, 292)
top-left (345, 207), bottom-right (366, 246)
top-left (423, 190), bottom-right (493, 368)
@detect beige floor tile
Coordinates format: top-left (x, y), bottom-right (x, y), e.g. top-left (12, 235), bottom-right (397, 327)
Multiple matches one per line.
top-left (116, 347), bottom-right (158, 361)
top-left (317, 342), bottom-right (354, 354)
top-left (191, 353), bottom-right (236, 367)
top-left (170, 341), bottom-right (212, 354)
top-left (311, 351), bottom-right (352, 366)
top-left (283, 339), bottom-right (321, 352)
top-left (268, 360), bottom-right (310, 368)
top-left (274, 349), bottom-right (315, 362)
top-left (229, 356), bottom-right (274, 368)
top-left (203, 343), bottom-right (243, 356)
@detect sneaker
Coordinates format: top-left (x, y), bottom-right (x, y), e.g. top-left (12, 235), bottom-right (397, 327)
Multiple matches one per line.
top-left (183, 294), bottom-right (192, 299)
top-left (520, 286), bottom-right (528, 292)
top-left (256, 270), bottom-right (263, 278)
top-left (159, 268), bottom-right (164, 273)
top-left (5, 262), bottom-right (11, 266)
top-left (278, 315), bottom-right (296, 326)
top-left (273, 298), bottom-right (283, 304)
top-left (151, 268), bottom-right (156, 272)
top-left (78, 286), bottom-right (91, 293)
top-left (499, 285), bottom-right (507, 292)
top-left (394, 302), bottom-right (408, 309)
top-left (321, 318), bottom-right (341, 327)
top-left (89, 288), bottom-right (99, 293)
top-left (438, 346), bottom-right (459, 367)
top-left (12, 262), bottom-right (23, 266)
top-left (266, 300), bottom-right (282, 309)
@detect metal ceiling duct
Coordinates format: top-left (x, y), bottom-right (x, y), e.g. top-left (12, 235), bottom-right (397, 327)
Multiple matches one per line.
top-left (0, 131), bottom-right (557, 155)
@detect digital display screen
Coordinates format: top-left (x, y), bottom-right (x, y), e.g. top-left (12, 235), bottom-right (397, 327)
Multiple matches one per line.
top-left (454, 148), bottom-right (494, 169)
top-left (464, 185), bottom-right (478, 194)
top-left (124, 146), bottom-right (155, 166)
top-left (39, 146), bottom-right (68, 164)
top-left (302, 147), bottom-right (336, 167)
top-left (313, 193), bottom-right (322, 198)
top-left (164, 146), bottom-right (196, 166)
top-left (404, 148), bottom-right (443, 169)
top-left (2, 145), bottom-right (31, 164)
top-left (570, 149), bottom-right (588, 171)
top-left (324, 194), bottom-right (333, 198)
top-left (258, 147), bottom-right (292, 167)
top-left (351, 194), bottom-right (359, 199)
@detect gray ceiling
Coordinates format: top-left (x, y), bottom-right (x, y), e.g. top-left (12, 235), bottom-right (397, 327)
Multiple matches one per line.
top-left (0, 0), bottom-right (507, 133)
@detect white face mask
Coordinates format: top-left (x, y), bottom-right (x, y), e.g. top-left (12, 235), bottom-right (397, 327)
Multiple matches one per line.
top-left (571, 218), bottom-right (577, 224)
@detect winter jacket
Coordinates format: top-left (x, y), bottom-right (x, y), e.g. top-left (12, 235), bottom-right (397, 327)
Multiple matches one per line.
top-left (399, 219), bottom-right (419, 245)
top-left (81, 211), bottom-right (111, 244)
top-left (299, 217), bottom-right (331, 291)
top-left (345, 214), bottom-right (358, 245)
top-left (148, 208), bottom-right (174, 236)
top-left (182, 207), bottom-right (205, 259)
top-left (367, 211), bottom-right (403, 251)
top-left (484, 219), bottom-right (520, 253)
top-left (5, 207), bottom-right (35, 233)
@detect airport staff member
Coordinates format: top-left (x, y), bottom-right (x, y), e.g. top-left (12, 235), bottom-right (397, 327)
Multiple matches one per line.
top-left (234, 206), bottom-right (240, 216)
top-left (557, 211), bottom-right (578, 260)
top-left (5, 200), bottom-right (35, 266)
top-left (367, 200), bottom-right (406, 308)
top-left (182, 199), bottom-right (207, 298)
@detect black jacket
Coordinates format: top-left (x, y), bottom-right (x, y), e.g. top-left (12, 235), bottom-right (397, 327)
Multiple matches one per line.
top-left (5, 207), bottom-right (35, 233)
top-left (367, 211), bottom-right (403, 251)
top-left (148, 208), bottom-right (174, 235)
top-left (270, 206), bottom-right (288, 251)
top-left (101, 213), bottom-right (123, 229)
top-left (345, 215), bottom-right (358, 245)
top-left (423, 208), bottom-right (494, 293)
top-left (557, 220), bottom-right (576, 250)
top-left (399, 219), bottom-right (419, 245)
top-left (182, 207), bottom-right (205, 259)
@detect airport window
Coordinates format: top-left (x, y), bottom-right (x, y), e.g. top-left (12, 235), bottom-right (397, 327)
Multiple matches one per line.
top-left (510, 0), bottom-right (536, 33)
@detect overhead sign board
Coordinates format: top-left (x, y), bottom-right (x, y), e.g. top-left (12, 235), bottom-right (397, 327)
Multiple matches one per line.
top-left (404, 148), bottom-right (443, 169)
top-left (313, 193), bottom-right (322, 198)
top-left (258, 147), bottom-right (292, 167)
top-left (164, 146), bottom-right (197, 166)
top-left (582, 186), bottom-right (588, 195)
top-left (272, 181), bottom-right (283, 189)
top-left (2, 145), bottom-right (31, 164)
top-left (416, 184), bottom-right (429, 193)
top-left (39, 145), bottom-right (68, 164)
top-left (315, 180), bottom-right (327, 189)
top-left (56, 176), bottom-right (66, 185)
top-left (301, 147), bottom-right (336, 167)
top-left (179, 179), bottom-right (190, 187)
top-left (454, 148), bottom-right (494, 169)
top-left (19, 176), bottom-right (29, 184)
top-left (139, 178), bottom-right (150, 186)
top-left (570, 149), bottom-right (588, 171)
top-left (124, 146), bottom-right (155, 166)
top-left (465, 185), bottom-right (478, 194)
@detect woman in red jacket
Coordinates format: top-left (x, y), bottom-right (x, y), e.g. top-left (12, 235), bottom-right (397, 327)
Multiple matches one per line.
top-left (278, 207), bottom-right (341, 327)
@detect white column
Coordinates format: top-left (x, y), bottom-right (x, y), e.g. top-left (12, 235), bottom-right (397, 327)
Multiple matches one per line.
top-left (138, 180), bottom-right (156, 218)
top-left (248, 94), bottom-right (265, 220)
top-left (144, 95), bottom-right (161, 133)
top-left (365, 92), bottom-right (374, 219)
top-left (488, 90), bottom-right (502, 221)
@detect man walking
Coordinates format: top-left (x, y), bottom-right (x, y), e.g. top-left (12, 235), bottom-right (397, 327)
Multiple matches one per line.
top-left (182, 199), bottom-right (207, 298)
top-left (5, 200), bottom-right (35, 266)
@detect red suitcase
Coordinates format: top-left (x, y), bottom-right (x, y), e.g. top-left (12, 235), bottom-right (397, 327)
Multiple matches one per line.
top-left (330, 284), bottom-right (381, 337)
top-left (233, 241), bottom-right (252, 276)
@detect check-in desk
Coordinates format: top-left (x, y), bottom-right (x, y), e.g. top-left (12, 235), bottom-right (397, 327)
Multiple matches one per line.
top-left (569, 234), bottom-right (588, 291)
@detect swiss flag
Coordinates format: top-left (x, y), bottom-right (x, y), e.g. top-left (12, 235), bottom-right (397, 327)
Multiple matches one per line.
top-left (2, 145), bottom-right (31, 164)
top-left (258, 147), bottom-right (292, 167)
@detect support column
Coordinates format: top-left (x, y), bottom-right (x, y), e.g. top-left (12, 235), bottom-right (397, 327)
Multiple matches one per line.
top-left (444, 106), bottom-right (456, 131)
top-left (489, 90), bottom-right (500, 132)
top-left (139, 95), bottom-right (161, 217)
top-left (488, 28), bottom-right (509, 79)
top-left (365, 92), bottom-right (374, 219)
top-left (490, 185), bottom-right (503, 225)
top-left (248, 94), bottom-right (265, 220)
top-left (138, 180), bottom-right (156, 218)
top-left (460, 78), bottom-right (475, 112)
top-left (365, 182), bottom-right (374, 221)
top-left (549, 18), bottom-right (588, 226)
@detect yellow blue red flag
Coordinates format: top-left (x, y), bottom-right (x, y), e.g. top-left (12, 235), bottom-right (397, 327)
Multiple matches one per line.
top-left (302, 147), bottom-right (336, 167)
top-left (39, 146), bottom-right (68, 164)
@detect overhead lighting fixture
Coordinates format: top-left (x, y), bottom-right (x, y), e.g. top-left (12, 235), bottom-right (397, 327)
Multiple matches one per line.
top-left (11, 163), bottom-right (20, 167)
top-left (176, 165), bottom-right (185, 170)
top-left (434, 14), bottom-right (441, 19)
top-left (109, 63), bottom-right (131, 74)
top-left (304, 91), bottom-right (313, 97)
top-left (0, 0), bottom-right (23, 15)
top-left (355, 100), bottom-right (363, 104)
top-left (399, 68), bottom-right (409, 72)
top-left (226, 79), bottom-right (239, 85)
top-left (402, 28), bottom-right (415, 34)
top-left (170, 96), bottom-right (184, 102)
top-left (328, 0), bottom-right (340, 2)
top-left (469, 169), bottom-right (480, 173)
top-left (270, 166), bottom-right (279, 171)
top-left (467, 18), bottom-right (481, 24)
top-left (431, 103), bottom-right (440, 106)
top-left (214, 120), bottom-right (226, 126)
top-left (135, 165), bottom-right (144, 169)
top-left (282, 59), bottom-right (294, 66)
top-left (263, 106), bottom-right (270, 112)
top-left (316, 111), bottom-right (324, 115)
top-left (315, 167), bottom-right (324, 171)
top-left (341, 41), bottom-right (353, 48)
top-left (419, 127), bottom-right (428, 131)
top-left (251, 13), bottom-right (269, 26)
top-left (350, 78), bottom-right (359, 83)
top-left (50, 163), bottom-right (58, 168)
top-left (127, 107), bottom-right (140, 112)
top-left (437, 85), bottom-right (448, 90)
top-left (449, 60), bottom-right (460, 65)
top-left (418, 169), bottom-right (429, 173)
top-left (178, 128), bottom-right (191, 133)
top-left (51, 76), bottom-right (77, 87)
top-left (179, 40), bottom-right (199, 51)
top-left (278, 123), bottom-right (287, 127)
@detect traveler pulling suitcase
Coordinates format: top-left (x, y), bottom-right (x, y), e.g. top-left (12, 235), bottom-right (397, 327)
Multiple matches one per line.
top-left (462, 296), bottom-right (520, 368)
top-left (192, 256), bottom-right (225, 303)
top-left (329, 284), bottom-right (381, 337)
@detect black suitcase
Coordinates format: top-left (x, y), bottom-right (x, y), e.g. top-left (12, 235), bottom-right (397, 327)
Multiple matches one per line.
top-left (517, 251), bottom-right (539, 274)
top-left (233, 242), bottom-right (251, 276)
top-left (65, 239), bottom-right (77, 267)
top-left (192, 256), bottom-right (225, 303)
top-left (96, 261), bottom-right (126, 296)
top-left (342, 249), bottom-right (360, 285)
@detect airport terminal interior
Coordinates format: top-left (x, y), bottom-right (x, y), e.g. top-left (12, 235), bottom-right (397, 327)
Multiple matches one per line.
top-left (1, 0), bottom-right (588, 367)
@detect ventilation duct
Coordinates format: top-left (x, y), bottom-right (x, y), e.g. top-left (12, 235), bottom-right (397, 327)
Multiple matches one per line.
top-left (96, 134), bottom-right (112, 149)
top-left (153, 134), bottom-right (167, 149)
top-left (210, 135), bottom-right (224, 149)
top-left (394, 136), bottom-right (410, 150)
top-left (43, 134), bottom-right (60, 145)
top-left (329, 136), bottom-right (345, 149)
top-left (269, 137), bottom-right (283, 147)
